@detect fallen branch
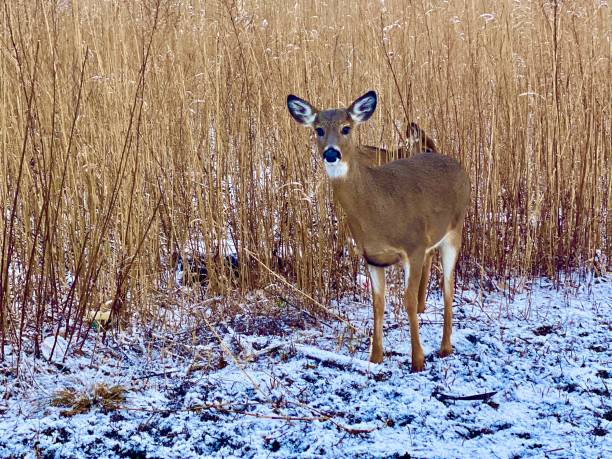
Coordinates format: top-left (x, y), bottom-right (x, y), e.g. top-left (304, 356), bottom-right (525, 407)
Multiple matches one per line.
top-left (433, 390), bottom-right (498, 402)
top-left (249, 343), bottom-right (285, 359)
top-left (294, 344), bottom-right (386, 377)
top-left (133, 369), bottom-right (183, 380)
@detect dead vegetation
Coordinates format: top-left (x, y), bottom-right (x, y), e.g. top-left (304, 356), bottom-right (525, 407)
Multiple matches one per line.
top-left (0, 0), bottom-right (609, 369)
top-left (51, 384), bottom-right (127, 417)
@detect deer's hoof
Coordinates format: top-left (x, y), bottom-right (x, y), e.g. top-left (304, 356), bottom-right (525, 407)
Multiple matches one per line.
top-left (411, 361), bottom-right (425, 373)
top-left (411, 356), bottom-right (425, 373)
top-left (369, 350), bottom-right (384, 364)
top-left (417, 304), bottom-right (426, 314)
top-left (439, 345), bottom-right (453, 357)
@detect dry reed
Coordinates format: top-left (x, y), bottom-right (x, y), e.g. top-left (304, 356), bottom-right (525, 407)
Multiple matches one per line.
top-left (0, 0), bottom-right (609, 366)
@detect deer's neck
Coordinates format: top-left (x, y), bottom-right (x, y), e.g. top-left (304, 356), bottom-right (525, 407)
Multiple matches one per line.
top-left (329, 154), bottom-right (365, 189)
top-left (329, 157), bottom-right (374, 217)
top-left (329, 158), bottom-right (388, 252)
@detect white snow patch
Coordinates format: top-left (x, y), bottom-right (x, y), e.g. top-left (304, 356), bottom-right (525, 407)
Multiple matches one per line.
top-left (0, 275), bottom-right (610, 458)
top-left (40, 335), bottom-right (69, 363)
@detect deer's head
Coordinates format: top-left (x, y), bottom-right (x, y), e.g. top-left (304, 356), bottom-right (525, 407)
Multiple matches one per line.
top-left (287, 91), bottom-right (377, 179)
top-left (406, 122), bottom-right (437, 153)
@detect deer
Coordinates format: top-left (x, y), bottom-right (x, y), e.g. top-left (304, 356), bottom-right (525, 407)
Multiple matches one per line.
top-left (287, 90), bottom-right (470, 372)
top-left (360, 121), bottom-right (439, 166)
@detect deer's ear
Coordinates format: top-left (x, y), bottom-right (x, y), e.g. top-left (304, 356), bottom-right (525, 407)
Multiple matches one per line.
top-left (348, 90), bottom-right (377, 123)
top-left (287, 95), bottom-right (317, 126)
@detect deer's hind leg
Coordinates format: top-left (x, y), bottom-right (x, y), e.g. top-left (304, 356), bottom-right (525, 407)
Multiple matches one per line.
top-left (417, 252), bottom-right (433, 313)
top-left (439, 229), bottom-right (461, 357)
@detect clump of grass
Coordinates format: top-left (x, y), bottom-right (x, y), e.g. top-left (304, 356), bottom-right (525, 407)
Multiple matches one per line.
top-left (51, 384), bottom-right (127, 417)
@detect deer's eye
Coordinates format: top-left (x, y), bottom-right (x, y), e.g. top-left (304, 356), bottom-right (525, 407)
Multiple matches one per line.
top-left (315, 127), bottom-right (325, 137)
top-left (341, 126), bottom-right (351, 135)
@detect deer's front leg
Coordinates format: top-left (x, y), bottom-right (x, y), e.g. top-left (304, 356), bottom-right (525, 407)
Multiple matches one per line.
top-left (367, 264), bottom-right (386, 364)
top-left (404, 254), bottom-right (425, 372)
top-left (417, 252), bottom-right (433, 313)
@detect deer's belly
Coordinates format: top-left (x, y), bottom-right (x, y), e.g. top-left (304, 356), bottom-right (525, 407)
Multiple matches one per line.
top-left (361, 247), bottom-right (403, 268)
top-left (348, 224), bottom-right (405, 267)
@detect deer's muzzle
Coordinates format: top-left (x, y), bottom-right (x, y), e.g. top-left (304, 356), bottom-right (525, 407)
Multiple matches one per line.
top-left (323, 147), bottom-right (341, 163)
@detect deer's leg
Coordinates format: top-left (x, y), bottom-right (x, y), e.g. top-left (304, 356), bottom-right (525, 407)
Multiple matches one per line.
top-left (404, 253), bottom-right (425, 372)
top-left (439, 231), bottom-right (461, 357)
top-left (417, 252), bottom-right (433, 313)
top-left (367, 264), bottom-right (386, 363)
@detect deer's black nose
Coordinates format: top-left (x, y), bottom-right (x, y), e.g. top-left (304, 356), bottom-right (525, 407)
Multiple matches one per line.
top-left (323, 147), bottom-right (341, 163)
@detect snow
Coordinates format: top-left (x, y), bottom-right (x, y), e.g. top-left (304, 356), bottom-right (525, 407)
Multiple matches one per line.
top-left (40, 336), bottom-right (69, 363)
top-left (0, 275), bottom-right (610, 458)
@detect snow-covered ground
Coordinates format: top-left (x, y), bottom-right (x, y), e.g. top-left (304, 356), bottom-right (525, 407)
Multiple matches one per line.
top-left (0, 275), bottom-right (610, 458)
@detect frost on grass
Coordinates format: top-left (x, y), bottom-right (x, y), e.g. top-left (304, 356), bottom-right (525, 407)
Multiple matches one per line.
top-left (0, 276), bottom-right (610, 458)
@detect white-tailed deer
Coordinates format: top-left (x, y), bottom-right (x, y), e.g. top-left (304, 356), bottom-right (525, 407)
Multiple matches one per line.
top-left (360, 121), bottom-right (438, 165)
top-left (287, 90), bottom-right (470, 372)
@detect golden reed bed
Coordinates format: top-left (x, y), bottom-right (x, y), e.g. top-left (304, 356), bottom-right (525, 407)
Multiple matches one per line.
top-left (0, 1), bottom-right (609, 357)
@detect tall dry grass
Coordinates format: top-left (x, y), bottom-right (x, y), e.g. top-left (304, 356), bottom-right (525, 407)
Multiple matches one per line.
top-left (1, 0), bottom-right (609, 364)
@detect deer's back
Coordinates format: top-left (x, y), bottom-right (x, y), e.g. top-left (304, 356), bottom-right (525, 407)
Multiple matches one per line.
top-left (358, 145), bottom-right (407, 166)
top-left (347, 151), bottom-right (470, 253)
top-left (375, 152), bottom-right (469, 206)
